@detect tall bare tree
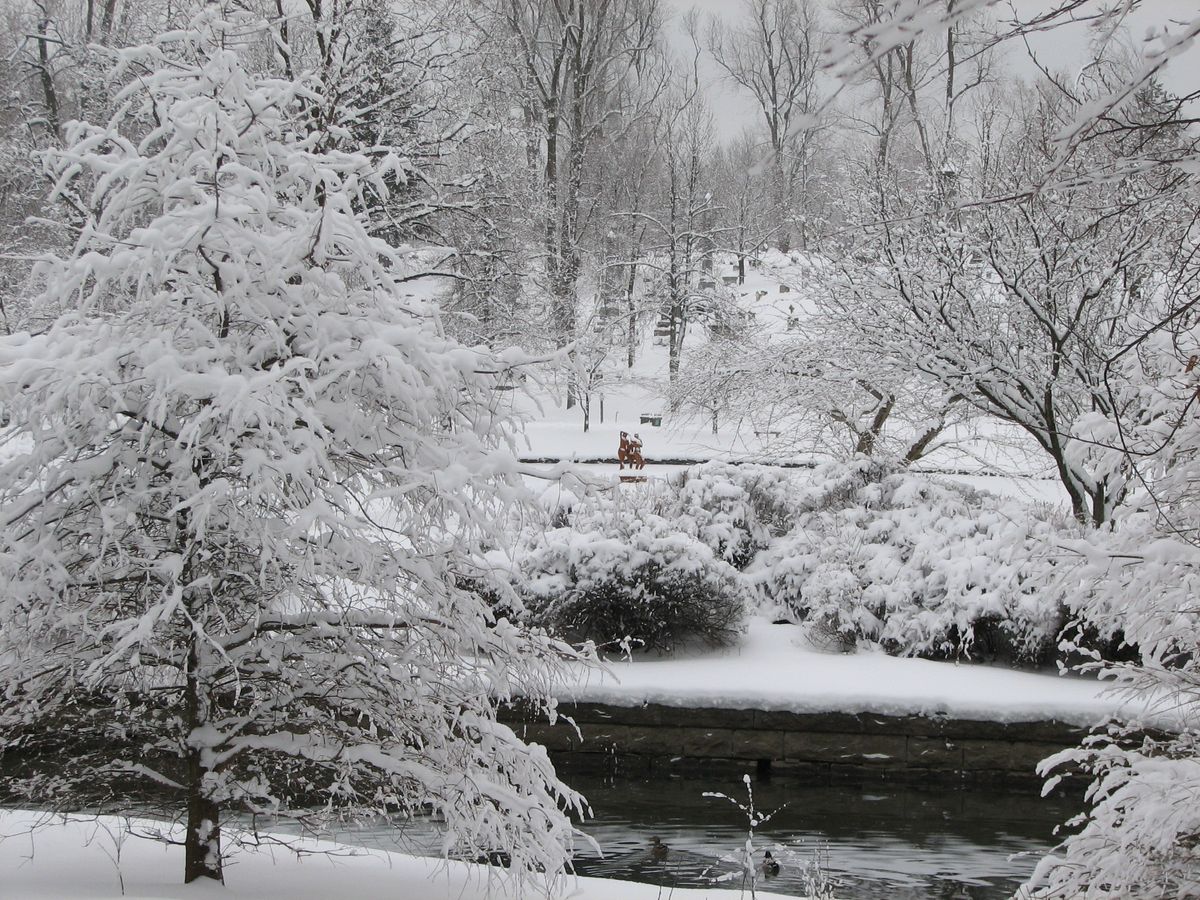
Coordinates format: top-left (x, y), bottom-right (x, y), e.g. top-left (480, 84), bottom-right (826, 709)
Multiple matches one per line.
top-left (707, 0), bottom-right (823, 250)
top-left (479, 0), bottom-right (662, 405)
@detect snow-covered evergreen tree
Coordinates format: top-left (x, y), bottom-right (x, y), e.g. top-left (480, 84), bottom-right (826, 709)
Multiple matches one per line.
top-left (0, 4), bottom-right (583, 886)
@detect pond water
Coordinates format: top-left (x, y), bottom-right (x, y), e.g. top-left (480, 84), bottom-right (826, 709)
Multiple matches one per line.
top-left (339, 774), bottom-right (1077, 899)
top-left (563, 775), bottom-right (1076, 899)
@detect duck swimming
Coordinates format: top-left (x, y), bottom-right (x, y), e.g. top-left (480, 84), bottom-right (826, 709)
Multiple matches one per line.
top-left (761, 850), bottom-right (780, 876)
top-left (648, 836), bottom-right (669, 861)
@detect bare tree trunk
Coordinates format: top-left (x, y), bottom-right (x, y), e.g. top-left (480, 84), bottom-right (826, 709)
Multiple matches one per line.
top-left (274, 0), bottom-right (294, 81)
top-left (558, 49), bottom-right (591, 411)
top-left (100, 0), bottom-right (119, 40)
top-left (35, 18), bottom-right (60, 139)
top-left (900, 44), bottom-right (936, 178)
top-left (854, 393), bottom-right (895, 455)
top-left (666, 222), bottom-right (685, 390)
top-left (904, 419), bottom-right (944, 464)
top-left (773, 156), bottom-right (792, 253)
top-left (625, 262), bottom-right (638, 368)
top-left (542, 104), bottom-right (579, 409)
top-left (668, 297), bottom-right (685, 389)
top-left (735, 219), bottom-right (748, 283)
top-left (544, 100), bottom-right (561, 297)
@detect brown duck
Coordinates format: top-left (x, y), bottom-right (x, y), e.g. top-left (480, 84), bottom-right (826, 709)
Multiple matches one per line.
top-left (648, 836), bottom-right (669, 862)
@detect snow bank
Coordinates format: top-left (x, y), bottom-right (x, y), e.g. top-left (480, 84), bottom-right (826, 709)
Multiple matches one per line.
top-left (0, 809), bottom-right (796, 900)
top-left (562, 618), bottom-right (1144, 728)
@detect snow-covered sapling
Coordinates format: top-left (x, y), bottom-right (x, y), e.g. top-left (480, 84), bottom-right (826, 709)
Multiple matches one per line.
top-left (702, 774), bottom-right (785, 899)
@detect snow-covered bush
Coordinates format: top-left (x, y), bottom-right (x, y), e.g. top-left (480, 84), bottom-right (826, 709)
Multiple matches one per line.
top-left (751, 459), bottom-right (1070, 662)
top-left (671, 463), bottom-right (799, 568)
top-left (555, 462), bottom-right (796, 570)
top-left (790, 455), bottom-right (897, 514)
top-left (521, 460), bottom-right (1073, 662)
top-left (507, 468), bottom-right (770, 651)
top-left (517, 513), bottom-right (746, 653)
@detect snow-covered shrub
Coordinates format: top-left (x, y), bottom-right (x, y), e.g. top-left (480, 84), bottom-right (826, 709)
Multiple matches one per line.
top-left (751, 460), bottom-right (1071, 663)
top-left (549, 463), bottom-right (795, 573)
top-left (516, 513), bottom-right (746, 653)
top-left (789, 455), bottom-right (898, 514)
top-left (671, 463), bottom-right (798, 568)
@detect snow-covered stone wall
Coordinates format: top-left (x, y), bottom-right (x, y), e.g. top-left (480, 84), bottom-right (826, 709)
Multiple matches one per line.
top-left (503, 702), bottom-right (1096, 782)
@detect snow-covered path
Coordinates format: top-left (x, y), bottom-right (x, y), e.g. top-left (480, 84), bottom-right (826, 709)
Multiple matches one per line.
top-left (561, 618), bottom-right (1142, 728)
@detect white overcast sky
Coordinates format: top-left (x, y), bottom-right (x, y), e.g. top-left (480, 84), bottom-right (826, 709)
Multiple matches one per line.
top-left (672, 0), bottom-right (1199, 135)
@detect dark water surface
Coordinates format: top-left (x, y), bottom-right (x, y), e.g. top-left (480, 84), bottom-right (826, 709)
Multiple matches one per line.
top-left (340, 774), bottom-right (1076, 899)
top-left (562, 775), bottom-right (1075, 899)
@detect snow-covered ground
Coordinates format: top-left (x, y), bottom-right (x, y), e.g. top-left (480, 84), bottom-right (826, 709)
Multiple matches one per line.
top-left (562, 617), bottom-right (1145, 728)
top-left (930, 470), bottom-right (1066, 507)
top-left (0, 810), bottom-right (797, 900)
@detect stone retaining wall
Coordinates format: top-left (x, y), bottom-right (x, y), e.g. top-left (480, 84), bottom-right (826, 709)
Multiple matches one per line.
top-left (500, 702), bottom-right (1091, 783)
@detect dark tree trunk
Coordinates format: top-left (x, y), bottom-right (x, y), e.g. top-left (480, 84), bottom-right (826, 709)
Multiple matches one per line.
top-left (274, 0), bottom-right (294, 81)
top-left (1039, 388), bottom-right (1094, 525)
top-left (35, 19), bottom-right (59, 139)
top-left (736, 222), bottom-right (747, 284)
top-left (668, 299), bottom-right (684, 393)
top-left (904, 419), bottom-right (944, 464)
top-left (544, 105), bottom-right (559, 277)
top-left (180, 504), bottom-right (221, 885)
top-left (625, 262), bottom-right (638, 368)
top-left (558, 77), bottom-right (587, 410)
top-left (854, 394), bottom-right (895, 455)
top-left (184, 758), bottom-right (222, 884)
top-left (183, 637), bottom-right (222, 884)
top-left (100, 0), bottom-right (118, 40)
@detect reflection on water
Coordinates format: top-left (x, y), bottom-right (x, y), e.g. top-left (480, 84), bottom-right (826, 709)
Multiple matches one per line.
top-left (332, 774), bottom-right (1076, 899)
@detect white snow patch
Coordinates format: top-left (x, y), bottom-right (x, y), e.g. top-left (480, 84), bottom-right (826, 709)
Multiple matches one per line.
top-left (562, 617), bottom-right (1143, 728)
